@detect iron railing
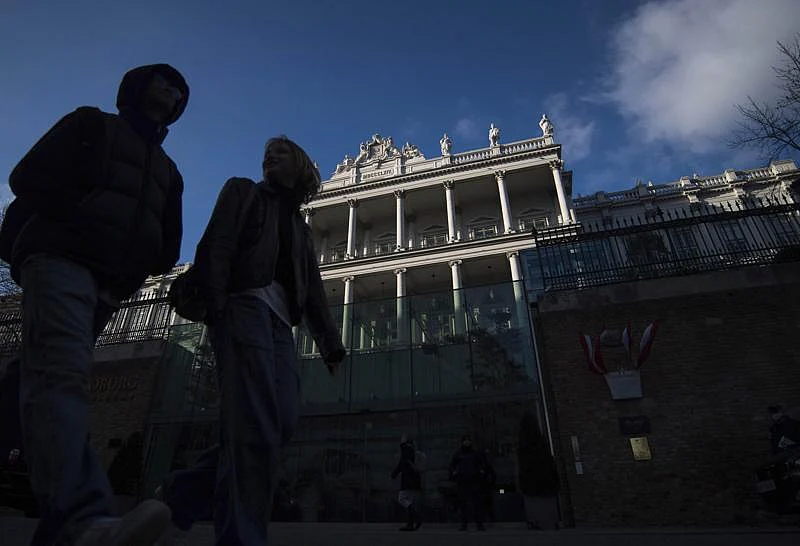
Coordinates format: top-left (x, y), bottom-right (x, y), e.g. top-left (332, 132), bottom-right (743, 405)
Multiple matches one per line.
top-left (0, 294), bottom-right (172, 355)
top-left (531, 196), bottom-right (800, 293)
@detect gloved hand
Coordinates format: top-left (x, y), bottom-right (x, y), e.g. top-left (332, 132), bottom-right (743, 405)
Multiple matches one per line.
top-left (324, 347), bottom-right (346, 376)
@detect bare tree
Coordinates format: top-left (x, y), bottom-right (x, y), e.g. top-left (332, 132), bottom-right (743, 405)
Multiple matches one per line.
top-left (0, 202), bottom-right (21, 296)
top-left (731, 34), bottom-right (800, 159)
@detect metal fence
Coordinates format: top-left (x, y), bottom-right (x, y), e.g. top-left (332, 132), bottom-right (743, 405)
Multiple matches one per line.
top-left (532, 196), bottom-right (800, 292)
top-left (0, 293), bottom-right (172, 356)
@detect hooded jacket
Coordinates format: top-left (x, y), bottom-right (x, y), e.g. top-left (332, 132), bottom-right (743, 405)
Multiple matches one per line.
top-left (0, 64), bottom-right (189, 299)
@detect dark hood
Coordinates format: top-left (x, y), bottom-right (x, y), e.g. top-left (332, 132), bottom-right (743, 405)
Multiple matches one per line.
top-left (116, 64), bottom-right (190, 143)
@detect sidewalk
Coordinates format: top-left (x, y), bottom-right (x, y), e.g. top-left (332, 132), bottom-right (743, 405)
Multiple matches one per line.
top-left (1, 518), bottom-right (799, 546)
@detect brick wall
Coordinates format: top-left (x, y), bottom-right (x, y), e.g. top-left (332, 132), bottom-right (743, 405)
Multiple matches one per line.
top-left (536, 263), bottom-right (800, 527)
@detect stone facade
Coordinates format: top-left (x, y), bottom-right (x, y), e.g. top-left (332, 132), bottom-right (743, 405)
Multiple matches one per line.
top-left (536, 263), bottom-right (800, 526)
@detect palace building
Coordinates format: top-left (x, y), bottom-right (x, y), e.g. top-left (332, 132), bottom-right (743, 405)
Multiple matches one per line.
top-left (2, 116), bottom-right (799, 526)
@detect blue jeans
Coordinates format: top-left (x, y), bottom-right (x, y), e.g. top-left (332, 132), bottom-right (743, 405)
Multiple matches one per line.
top-left (162, 294), bottom-right (299, 546)
top-left (19, 254), bottom-right (118, 545)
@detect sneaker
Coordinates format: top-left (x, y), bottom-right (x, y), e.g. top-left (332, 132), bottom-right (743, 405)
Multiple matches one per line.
top-left (74, 499), bottom-right (171, 546)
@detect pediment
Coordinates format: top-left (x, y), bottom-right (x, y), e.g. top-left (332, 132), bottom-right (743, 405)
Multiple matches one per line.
top-left (333, 134), bottom-right (425, 175)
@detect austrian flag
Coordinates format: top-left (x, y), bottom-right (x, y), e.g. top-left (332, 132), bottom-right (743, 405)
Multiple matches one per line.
top-left (579, 333), bottom-right (607, 375)
top-left (636, 320), bottom-right (659, 369)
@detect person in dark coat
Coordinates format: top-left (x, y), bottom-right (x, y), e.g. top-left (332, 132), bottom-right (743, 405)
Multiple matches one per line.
top-left (449, 436), bottom-right (489, 531)
top-left (391, 437), bottom-right (423, 531)
top-left (0, 64), bottom-right (188, 546)
top-left (156, 136), bottom-right (346, 545)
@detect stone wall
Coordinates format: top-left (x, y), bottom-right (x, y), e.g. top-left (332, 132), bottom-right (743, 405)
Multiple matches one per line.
top-left (89, 340), bottom-right (164, 472)
top-left (536, 263), bottom-right (800, 526)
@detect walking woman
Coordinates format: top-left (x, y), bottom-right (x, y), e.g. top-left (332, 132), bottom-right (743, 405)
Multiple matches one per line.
top-left (158, 136), bottom-right (346, 545)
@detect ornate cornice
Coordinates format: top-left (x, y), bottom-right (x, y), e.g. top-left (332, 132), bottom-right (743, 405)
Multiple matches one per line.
top-left (313, 143), bottom-right (560, 202)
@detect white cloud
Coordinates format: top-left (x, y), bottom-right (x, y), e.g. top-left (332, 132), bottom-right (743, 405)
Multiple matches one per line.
top-left (606, 0), bottom-right (800, 153)
top-left (543, 93), bottom-right (595, 162)
top-left (453, 117), bottom-right (479, 140)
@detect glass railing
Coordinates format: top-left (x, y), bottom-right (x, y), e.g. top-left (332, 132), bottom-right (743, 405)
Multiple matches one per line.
top-left (142, 280), bottom-right (544, 521)
top-left (152, 281), bottom-right (537, 418)
top-left (295, 280), bottom-right (537, 408)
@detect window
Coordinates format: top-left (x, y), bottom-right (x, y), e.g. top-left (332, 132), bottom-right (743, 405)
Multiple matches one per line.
top-left (374, 240), bottom-right (394, 255)
top-left (469, 223), bottom-right (498, 240)
top-left (373, 233), bottom-right (396, 255)
top-left (518, 216), bottom-right (549, 231)
top-left (329, 245), bottom-right (347, 262)
top-left (763, 213), bottom-right (798, 246)
top-left (670, 227), bottom-right (700, 260)
top-left (421, 231), bottom-right (448, 247)
top-left (716, 220), bottom-right (749, 253)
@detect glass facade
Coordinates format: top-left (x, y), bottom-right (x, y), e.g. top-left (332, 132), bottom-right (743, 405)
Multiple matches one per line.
top-left (141, 280), bottom-right (549, 522)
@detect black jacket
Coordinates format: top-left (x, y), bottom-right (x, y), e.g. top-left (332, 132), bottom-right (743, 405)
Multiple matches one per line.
top-left (0, 64), bottom-right (188, 299)
top-left (449, 447), bottom-right (490, 488)
top-left (392, 442), bottom-right (422, 491)
top-left (192, 178), bottom-right (344, 362)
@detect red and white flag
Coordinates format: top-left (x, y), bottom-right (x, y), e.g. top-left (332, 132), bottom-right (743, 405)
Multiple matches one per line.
top-left (636, 320), bottom-right (659, 369)
top-left (622, 322), bottom-right (632, 363)
top-left (579, 333), bottom-right (607, 375)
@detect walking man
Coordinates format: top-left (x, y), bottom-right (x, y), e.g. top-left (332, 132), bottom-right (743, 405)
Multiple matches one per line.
top-left (449, 436), bottom-right (489, 531)
top-left (0, 64), bottom-right (188, 545)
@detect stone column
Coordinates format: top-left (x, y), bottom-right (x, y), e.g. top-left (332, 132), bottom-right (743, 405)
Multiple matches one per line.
top-left (319, 232), bottom-right (329, 264)
top-left (395, 268), bottom-right (408, 344)
top-left (495, 170), bottom-right (514, 233)
top-left (550, 160), bottom-right (570, 225)
top-left (507, 251), bottom-right (528, 329)
top-left (407, 215), bottom-right (416, 250)
top-left (304, 207), bottom-right (315, 227)
top-left (444, 180), bottom-right (457, 243)
top-left (450, 259), bottom-right (466, 335)
top-left (395, 190), bottom-right (406, 251)
top-left (362, 225), bottom-right (372, 258)
top-left (346, 199), bottom-right (358, 258)
top-left (342, 276), bottom-right (355, 348)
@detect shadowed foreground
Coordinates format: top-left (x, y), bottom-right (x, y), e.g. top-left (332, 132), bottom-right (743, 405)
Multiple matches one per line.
top-left (1, 518), bottom-right (799, 546)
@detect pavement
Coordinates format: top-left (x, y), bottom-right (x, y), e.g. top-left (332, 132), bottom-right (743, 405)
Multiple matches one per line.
top-left (1, 517), bottom-right (800, 546)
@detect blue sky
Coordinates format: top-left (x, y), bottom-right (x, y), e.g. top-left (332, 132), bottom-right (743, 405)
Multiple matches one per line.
top-left (1, 0), bottom-right (799, 262)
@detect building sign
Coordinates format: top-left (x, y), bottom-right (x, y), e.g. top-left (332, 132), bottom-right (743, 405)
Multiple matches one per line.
top-left (629, 437), bottom-right (652, 461)
top-left (90, 374), bottom-right (140, 403)
top-left (361, 168), bottom-right (394, 181)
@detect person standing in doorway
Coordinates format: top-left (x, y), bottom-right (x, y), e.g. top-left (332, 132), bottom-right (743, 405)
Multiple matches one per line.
top-left (156, 136), bottom-right (346, 546)
top-left (0, 64), bottom-right (188, 546)
top-left (449, 436), bottom-right (489, 531)
top-left (391, 437), bottom-right (423, 531)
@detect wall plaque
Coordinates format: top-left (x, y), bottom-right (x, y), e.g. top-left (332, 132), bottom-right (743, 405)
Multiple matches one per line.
top-left (629, 437), bottom-right (652, 461)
